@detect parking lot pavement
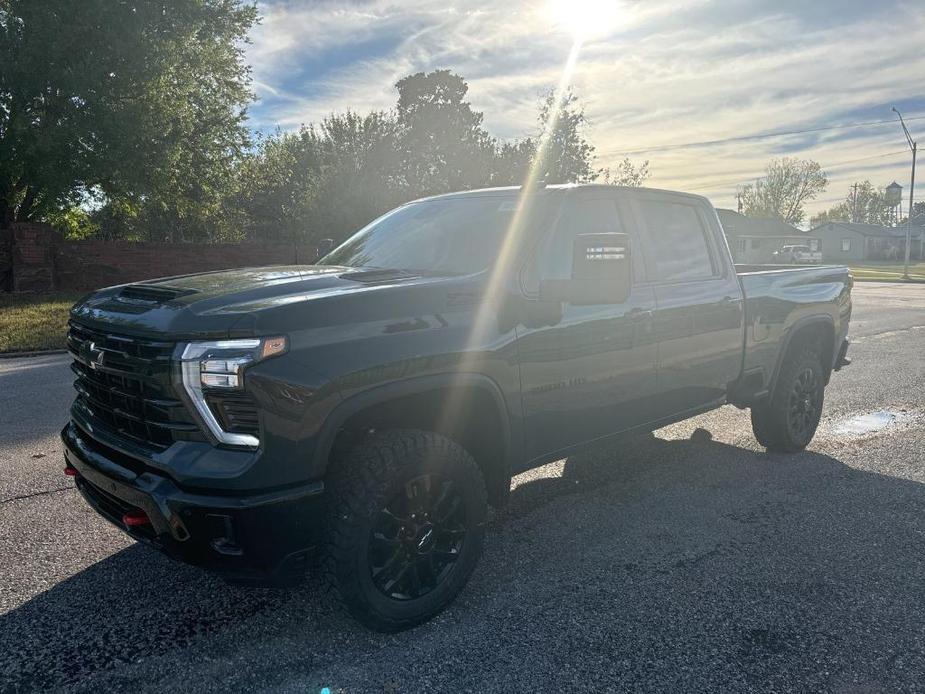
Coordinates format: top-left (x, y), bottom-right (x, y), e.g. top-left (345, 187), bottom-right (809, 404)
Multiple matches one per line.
top-left (2, 282), bottom-right (925, 693)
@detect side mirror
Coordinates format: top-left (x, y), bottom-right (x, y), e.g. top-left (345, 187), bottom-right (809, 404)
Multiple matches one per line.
top-left (539, 233), bottom-right (631, 305)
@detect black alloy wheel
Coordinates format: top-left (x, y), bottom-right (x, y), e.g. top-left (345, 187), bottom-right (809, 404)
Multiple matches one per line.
top-left (368, 474), bottom-right (468, 600)
top-left (787, 366), bottom-right (821, 442)
top-left (323, 429), bottom-right (487, 632)
top-left (750, 344), bottom-right (826, 453)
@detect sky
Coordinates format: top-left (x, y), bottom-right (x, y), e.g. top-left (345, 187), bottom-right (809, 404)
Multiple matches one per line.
top-left (245, 0), bottom-right (925, 224)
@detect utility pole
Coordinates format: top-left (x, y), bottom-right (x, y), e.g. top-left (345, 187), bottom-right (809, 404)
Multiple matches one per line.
top-left (892, 107), bottom-right (917, 279)
top-left (850, 182), bottom-right (859, 223)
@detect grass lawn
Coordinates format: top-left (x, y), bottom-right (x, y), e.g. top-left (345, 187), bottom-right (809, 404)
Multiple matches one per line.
top-left (0, 292), bottom-right (82, 354)
top-left (847, 261), bottom-right (925, 282)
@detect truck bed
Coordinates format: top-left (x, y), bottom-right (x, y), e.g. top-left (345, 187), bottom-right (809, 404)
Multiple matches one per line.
top-left (734, 263), bottom-right (852, 400)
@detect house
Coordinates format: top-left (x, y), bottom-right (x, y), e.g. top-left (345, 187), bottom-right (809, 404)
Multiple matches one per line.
top-left (809, 221), bottom-right (924, 262)
top-left (716, 209), bottom-right (818, 263)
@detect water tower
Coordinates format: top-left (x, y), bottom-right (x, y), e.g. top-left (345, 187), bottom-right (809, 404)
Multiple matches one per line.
top-left (885, 181), bottom-right (903, 225)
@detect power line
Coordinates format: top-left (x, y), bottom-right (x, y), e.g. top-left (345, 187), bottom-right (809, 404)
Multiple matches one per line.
top-left (679, 150), bottom-right (909, 193)
top-left (606, 115), bottom-right (925, 156)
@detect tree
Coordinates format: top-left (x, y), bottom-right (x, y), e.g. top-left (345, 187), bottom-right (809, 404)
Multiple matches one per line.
top-left (0, 0), bottom-right (257, 230)
top-left (231, 111), bottom-right (404, 244)
top-left (535, 89), bottom-right (596, 184)
top-left (394, 70), bottom-right (495, 196)
top-left (811, 181), bottom-right (894, 227)
top-left (229, 79), bottom-right (653, 245)
top-left (490, 139), bottom-right (537, 186)
top-left (738, 158), bottom-right (827, 225)
top-left (232, 129), bottom-right (323, 242)
top-left (303, 110), bottom-right (404, 240)
top-left (601, 158), bottom-right (650, 187)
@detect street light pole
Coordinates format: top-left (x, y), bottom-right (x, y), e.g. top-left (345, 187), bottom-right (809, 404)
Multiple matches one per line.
top-left (892, 107), bottom-right (917, 279)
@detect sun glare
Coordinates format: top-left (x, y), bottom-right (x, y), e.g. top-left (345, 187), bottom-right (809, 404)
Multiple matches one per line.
top-left (545, 0), bottom-right (621, 40)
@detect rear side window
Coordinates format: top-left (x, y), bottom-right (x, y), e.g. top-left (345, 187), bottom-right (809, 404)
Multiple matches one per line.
top-left (539, 197), bottom-right (625, 279)
top-left (523, 195), bottom-right (640, 291)
top-left (637, 200), bottom-right (716, 281)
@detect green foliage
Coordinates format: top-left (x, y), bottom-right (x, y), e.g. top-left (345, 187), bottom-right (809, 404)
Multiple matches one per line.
top-left (812, 181), bottom-right (896, 227)
top-left (601, 158), bottom-right (650, 187)
top-left (491, 139), bottom-right (537, 186)
top-left (2, 4), bottom-right (647, 247)
top-left (394, 70), bottom-right (496, 196)
top-left (739, 158), bottom-right (827, 225)
top-left (228, 74), bottom-right (647, 248)
top-left (232, 129), bottom-right (322, 242)
top-left (0, 0), bottom-right (257, 234)
top-left (231, 111), bottom-right (405, 243)
top-left (45, 206), bottom-right (100, 240)
top-left (536, 89), bottom-right (596, 184)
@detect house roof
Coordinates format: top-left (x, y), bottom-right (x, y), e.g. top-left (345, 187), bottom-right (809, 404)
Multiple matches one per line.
top-left (810, 221), bottom-right (922, 238)
top-left (716, 209), bottom-right (806, 238)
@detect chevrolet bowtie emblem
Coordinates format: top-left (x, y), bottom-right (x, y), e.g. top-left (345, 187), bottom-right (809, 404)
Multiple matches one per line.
top-left (88, 341), bottom-right (105, 370)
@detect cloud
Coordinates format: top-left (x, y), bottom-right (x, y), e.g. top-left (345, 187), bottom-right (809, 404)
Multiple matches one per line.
top-left (247, 0), bottom-right (925, 220)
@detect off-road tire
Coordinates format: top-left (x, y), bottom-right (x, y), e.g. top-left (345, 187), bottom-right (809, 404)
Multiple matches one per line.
top-left (751, 345), bottom-right (825, 453)
top-left (322, 429), bottom-right (487, 632)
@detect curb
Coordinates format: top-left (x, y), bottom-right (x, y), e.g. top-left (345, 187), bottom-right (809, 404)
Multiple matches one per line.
top-left (853, 277), bottom-right (925, 284)
top-left (0, 348), bottom-right (68, 360)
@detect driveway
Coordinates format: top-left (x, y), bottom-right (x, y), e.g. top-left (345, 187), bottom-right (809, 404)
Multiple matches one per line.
top-left (2, 282), bottom-right (925, 692)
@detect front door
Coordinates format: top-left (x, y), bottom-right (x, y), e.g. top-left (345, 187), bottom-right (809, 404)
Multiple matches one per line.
top-left (516, 192), bottom-right (659, 463)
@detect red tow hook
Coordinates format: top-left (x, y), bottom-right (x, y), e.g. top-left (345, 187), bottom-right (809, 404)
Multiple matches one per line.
top-left (122, 510), bottom-right (151, 527)
top-left (64, 465), bottom-right (78, 477)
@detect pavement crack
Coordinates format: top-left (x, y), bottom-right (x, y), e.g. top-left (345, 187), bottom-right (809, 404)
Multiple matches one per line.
top-left (0, 485), bottom-right (73, 505)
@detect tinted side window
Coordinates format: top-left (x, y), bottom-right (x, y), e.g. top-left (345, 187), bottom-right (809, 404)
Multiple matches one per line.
top-left (535, 197), bottom-right (628, 281)
top-left (638, 200), bottom-right (715, 281)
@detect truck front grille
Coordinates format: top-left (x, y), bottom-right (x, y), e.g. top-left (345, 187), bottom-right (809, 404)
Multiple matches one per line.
top-left (67, 322), bottom-right (203, 450)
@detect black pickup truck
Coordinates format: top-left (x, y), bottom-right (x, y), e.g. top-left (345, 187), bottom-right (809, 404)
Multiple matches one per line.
top-left (62, 184), bottom-right (851, 631)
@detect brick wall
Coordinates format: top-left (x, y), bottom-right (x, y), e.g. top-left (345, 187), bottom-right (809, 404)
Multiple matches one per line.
top-left (10, 224), bottom-right (58, 292)
top-left (1, 223), bottom-right (319, 293)
top-left (0, 228), bottom-right (11, 292)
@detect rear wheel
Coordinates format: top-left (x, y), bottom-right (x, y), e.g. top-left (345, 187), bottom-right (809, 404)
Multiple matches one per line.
top-left (322, 430), bottom-right (487, 632)
top-left (750, 345), bottom-right (825, 452)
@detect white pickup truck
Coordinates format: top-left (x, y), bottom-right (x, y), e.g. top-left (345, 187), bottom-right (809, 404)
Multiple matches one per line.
top-left (774, 244), bottom-right (822, 264)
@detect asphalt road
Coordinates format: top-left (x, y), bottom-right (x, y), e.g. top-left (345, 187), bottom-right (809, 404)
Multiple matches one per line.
top-left (2, 282), bottom-right (925, 693)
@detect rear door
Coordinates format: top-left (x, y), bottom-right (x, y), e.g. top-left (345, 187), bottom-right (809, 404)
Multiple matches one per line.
top-left (516, 190), bottom-right (659, 461)
top-left (629, 192), bottom-right (745, 415)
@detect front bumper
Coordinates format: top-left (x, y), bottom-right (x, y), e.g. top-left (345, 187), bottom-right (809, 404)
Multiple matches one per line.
top-left (62, 422), bottom-right (325, 584)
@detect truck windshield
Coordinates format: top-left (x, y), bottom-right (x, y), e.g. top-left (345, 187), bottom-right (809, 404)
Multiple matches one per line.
top-left (320, 195), bottom-right (547, 275)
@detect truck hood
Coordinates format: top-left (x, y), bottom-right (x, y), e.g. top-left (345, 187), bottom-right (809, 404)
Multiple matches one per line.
top-left (70, 265), bottom-right (466, 339)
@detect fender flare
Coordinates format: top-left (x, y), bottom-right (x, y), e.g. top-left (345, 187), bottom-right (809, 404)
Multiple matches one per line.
top-left (312, 372), bottom-right (514, 479)
top-left (768, 313), bottom-right (836, 399)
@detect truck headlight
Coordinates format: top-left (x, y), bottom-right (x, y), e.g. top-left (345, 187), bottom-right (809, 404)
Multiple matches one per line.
top-left (179, 337), bottom-right (287, 447)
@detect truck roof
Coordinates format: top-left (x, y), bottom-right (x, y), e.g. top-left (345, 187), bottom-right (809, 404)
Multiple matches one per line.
top-left (408, 183), bottom-right (712, 207)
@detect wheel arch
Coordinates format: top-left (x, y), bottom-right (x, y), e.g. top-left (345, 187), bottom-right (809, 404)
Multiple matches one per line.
top-left (315, 374), bottom-right (514, 507)
top-left (770, 314), bottom-right (836, 399)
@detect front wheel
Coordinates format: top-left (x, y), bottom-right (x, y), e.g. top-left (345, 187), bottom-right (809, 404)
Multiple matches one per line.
top-left (751, 345), bottom-right (825, 452)
top-left (322, 430), bottom-right (487, 632)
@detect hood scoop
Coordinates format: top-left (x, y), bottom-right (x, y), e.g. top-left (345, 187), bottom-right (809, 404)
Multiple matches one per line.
top-left (118, 284), bottom-right (198, 304)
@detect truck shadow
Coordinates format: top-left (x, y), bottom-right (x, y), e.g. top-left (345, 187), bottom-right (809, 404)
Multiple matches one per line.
top-left (3, 429), bottom-right (925, 691)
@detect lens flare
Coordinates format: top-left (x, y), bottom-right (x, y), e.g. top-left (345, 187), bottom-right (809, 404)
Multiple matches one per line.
top-left (545, 0), bottom-right (621, 40)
